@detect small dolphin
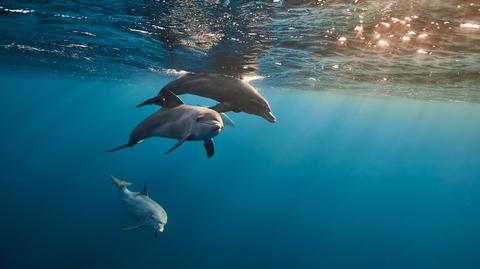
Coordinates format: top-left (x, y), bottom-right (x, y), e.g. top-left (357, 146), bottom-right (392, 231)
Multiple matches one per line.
top-left (137, 73), bottom-right (276, 123)
top-left (111, 176), bottom-right (167, 238)
top-left (106, 90), bottom-right (223, 157)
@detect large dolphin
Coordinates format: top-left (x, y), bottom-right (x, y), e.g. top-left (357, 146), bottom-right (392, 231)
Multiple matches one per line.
top-left (136, 73), bottom-right (276, 123)
top-left (111, 176), bottom-right (167, 238)
top-left (106, 91), bottom-right (224, 157)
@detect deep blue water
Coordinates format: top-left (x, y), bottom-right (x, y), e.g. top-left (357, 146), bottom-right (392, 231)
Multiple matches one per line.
top-left (1, 0), bottom-right (480, 268)
top-left (1, 73), bottom-right (479, 268)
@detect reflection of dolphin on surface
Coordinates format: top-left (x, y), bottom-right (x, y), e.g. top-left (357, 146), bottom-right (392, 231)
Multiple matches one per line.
top-left (137, 73), bottom-right (276, 123)
top-left (106, 91), bottom-right (224, 158)
top-left (111, 176), bottom-right (167, 238)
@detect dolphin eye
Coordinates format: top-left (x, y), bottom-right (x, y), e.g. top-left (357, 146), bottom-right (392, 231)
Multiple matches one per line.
top-left (196, 116), bottom-right (203, 122)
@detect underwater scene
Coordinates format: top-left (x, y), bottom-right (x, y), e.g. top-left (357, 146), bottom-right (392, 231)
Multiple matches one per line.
top-left (1, 1), bottom-right (479, 268)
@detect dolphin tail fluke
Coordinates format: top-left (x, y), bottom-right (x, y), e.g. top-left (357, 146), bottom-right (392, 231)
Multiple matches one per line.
top-left (111, 175), bottom-right (132, 188)
top-left (136, 96), bottom-right (162, 108)
top-left (104, 143), bottom-right (131, 152)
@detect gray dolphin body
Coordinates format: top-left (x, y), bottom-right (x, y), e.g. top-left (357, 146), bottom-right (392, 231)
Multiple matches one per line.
top-left (111, 176), bottom-right (167, 238)
top-left (137, 73), bottom-right (276, 123)
top-left (107, 91), bottom-right (224, 157)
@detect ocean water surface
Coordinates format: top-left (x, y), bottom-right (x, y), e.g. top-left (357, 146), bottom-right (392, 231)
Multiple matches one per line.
top-left (1, 1), bottom-right (479, 269)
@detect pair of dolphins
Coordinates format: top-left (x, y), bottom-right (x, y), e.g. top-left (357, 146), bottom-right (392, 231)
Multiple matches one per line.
top-left (107, 73), bottom-right (276, 158)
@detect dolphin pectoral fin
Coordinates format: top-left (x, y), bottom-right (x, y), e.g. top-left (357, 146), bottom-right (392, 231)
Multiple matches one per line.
top-left (164, 135), bottom-right (189, 155)
top-left (209, 102), bottom-right (233, 113)
top-left (204, 139), bottom-right (215, 158)
top-left (220, 113), bottom-right (235, 127)
top-left (122, 219), bottom-right (145, 231)
top-left (165, 120), bottom-right (193, 155)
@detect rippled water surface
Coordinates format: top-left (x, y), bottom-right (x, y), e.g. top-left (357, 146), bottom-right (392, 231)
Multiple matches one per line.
top-left (1, 0), bottom-right (479, 101)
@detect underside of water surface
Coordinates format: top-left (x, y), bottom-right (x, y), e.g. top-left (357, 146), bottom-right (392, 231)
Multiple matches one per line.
top-left (1, 0), bottom-right (479, 101)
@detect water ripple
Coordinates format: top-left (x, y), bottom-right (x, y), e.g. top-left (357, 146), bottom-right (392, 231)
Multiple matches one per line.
top-left (0, 0), bottom-right (479, 102)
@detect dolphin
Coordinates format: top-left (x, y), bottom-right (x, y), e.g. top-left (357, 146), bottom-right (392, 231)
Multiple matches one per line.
top-left (136, 73), bottom-right (276, 123)
top-left (106, 90), bottom-right (223, 157)
top-left (111, 176), bottom-right (167, 238)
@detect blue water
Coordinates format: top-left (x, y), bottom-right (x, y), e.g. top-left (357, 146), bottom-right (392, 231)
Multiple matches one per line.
top-left (1, 0), bottom-right (480, 268)
top-left (1, 73), bottom-right (479, 268)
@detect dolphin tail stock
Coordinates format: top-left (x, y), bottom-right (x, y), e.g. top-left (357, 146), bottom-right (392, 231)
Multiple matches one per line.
top-left (111, 175), bottom-right (132, 188)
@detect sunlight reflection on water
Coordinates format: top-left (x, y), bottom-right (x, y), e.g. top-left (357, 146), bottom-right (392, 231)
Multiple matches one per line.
top-left (0, 0), bottom-right (479, 102)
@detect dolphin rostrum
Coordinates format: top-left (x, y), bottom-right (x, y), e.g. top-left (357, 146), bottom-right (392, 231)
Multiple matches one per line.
top-left (111, 176), bottom-right (167, 238)
top-left (106, 90), bottom-right (224, 157)
top-left (136, 73), bottom-right (276, 123)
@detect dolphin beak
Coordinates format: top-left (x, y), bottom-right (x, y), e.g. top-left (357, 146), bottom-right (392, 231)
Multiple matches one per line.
top-left (263, 111), bottom-right (276, 123)
top-left (212, 121), bottom-right (223, 131)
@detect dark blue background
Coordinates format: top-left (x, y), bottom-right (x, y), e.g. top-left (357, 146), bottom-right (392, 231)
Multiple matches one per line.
top-left (1, 73), bottom-right (479, 269)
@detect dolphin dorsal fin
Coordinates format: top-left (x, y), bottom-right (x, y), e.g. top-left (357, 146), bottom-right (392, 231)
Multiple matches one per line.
top-left (162, 90), bottom-right (184, 108)
top-left (139, 181), bottom-right (149, 196)
top-left (209, 102), bottom-right (232, 113)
